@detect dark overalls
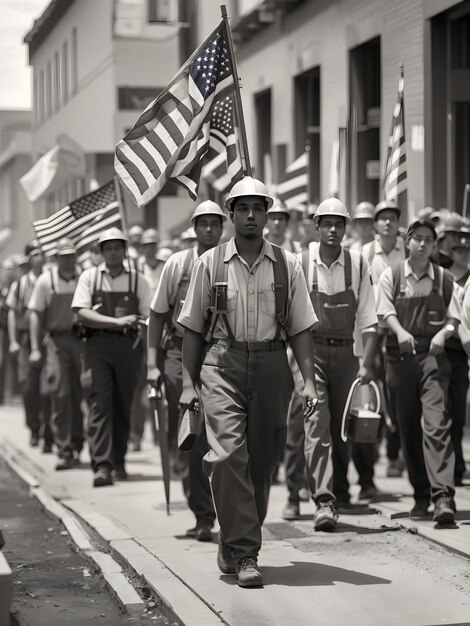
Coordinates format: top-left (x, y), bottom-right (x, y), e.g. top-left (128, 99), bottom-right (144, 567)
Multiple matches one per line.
top-left (83, 269), bottom-right (143, 472)
top-left (304, 250), bottom-right (376, 504)
top-left (385, 263), bottom-right (455, 504)
top-left (44, 270), bottom-right (84, 460)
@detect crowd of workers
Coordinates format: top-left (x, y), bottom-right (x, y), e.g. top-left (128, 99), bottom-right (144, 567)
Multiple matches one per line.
top-left (1, 175), bottom-right (469, 589)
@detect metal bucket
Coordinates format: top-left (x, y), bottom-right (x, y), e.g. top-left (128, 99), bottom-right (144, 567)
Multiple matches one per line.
top-left (341, 379), bottom-right (381, 444)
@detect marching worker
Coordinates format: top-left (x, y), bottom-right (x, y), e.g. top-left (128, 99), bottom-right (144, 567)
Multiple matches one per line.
top-left (72, 228), bottom-right (152, 487)
top-left (28, 238), bottom-right (84, 470)
top-left (349, 202), bottom-right (375, 251)
top-left (7, 244), bottom-right (53, 450)
top-left (444, 228), bottom-right (470, 485)
top-left (178, 177), bottom-right (318, 588)
top-left (127, 224), bottom-right (144, 261)
top-left (301, 198), bottom-right (378, 526)
top-left (265, 201), bottom-right (302, 253)
top-left (147, 200), bottom-right (225, 541)
top-left (434, 213), bottom-right (468, 269)
top-left (0, 259), bottom-right (18, 404)
top-left (362, 200), bottom-right (406, 478)
top-left (377, 217), bottom-right (459, 523)
top-left (137, 229), bottom-right (165, 291)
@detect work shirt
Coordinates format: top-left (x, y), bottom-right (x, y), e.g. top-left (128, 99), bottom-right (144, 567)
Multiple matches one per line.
top-left (6, 272), bottom-right (39, 311)
top-left (301, 242), bottom-right (378, 332)
top-left (376, 260), bottom-right (461, 322)
top-left (29, 267), bottom-right (78, 312)
top-left (362, 236), bottom-right (406, 285)
top-left (279, 237), bottom-right (302, 254)
top-left (137, 258), bottom-right (165, 292)
top-left (178, 238), bottom-right (317, 342)
top-left (71, 263), bottom-right (152, 317)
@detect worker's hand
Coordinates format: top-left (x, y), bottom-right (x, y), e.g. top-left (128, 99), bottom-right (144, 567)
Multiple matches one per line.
top-left (429, 330), bottom-right (446, 356)
top-left (29, 349), bottom-right (42, 366)
top-left (396, 329), bottom-right (416, 354)
top-left (147, 365), bottom-right (162, 388)
top-left (9, 341), bottom-right (20, 356)
top-left (302, 382), bottom-right (319, 419)
top-left (179, 387), bottom-right (199, 413)
top-left (357, 365), bottom-right (374, 384)
top-left (115, 314), bottom-right (139, 329)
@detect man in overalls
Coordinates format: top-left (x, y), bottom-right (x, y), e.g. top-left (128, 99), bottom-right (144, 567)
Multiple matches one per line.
top-left (377, 217), bottom-right (459, 523)
top-left (178, 177), bottom-right (318, 588)
top-left (265, 203), bottom-right (302, 253)
top-left (72, 228), bottom-right (152, 487)
top-left (7, 245), bottom-right (52, 450)
top-left (28, 238), bottom-right (84, 470)
top-left (147, 200), bottom-right (225, 541)
top-left (301, 198), bottom-right (378, 529)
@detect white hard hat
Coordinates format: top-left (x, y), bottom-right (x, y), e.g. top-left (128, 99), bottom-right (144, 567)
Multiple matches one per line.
top-left (313, 198), bottom-right (350, 222)
top-left (141, 228), bottom-right (159, 245)
top-left (190, 200), bottom-right (227, 225)
top-left (99, 227), bottom-right (128, 246)
top-left (224, 176), bottom-right (274, 211)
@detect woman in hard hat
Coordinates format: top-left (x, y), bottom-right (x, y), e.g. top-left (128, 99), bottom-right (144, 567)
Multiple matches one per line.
top-left (177, 177), bottom-right (318, 588)
top-left (72, 228), bottom-right (152, 487)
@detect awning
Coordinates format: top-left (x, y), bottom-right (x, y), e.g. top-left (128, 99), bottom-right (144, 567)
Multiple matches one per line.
top-left (20, 134), bottom-right (85, 203)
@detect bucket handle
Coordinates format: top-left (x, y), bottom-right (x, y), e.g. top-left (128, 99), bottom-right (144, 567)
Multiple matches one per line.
top-left (341, 378), bottom-right (381, 443)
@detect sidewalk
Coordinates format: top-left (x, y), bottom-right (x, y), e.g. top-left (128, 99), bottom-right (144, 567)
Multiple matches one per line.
top-left (1, 405), bottom-right (470, 626)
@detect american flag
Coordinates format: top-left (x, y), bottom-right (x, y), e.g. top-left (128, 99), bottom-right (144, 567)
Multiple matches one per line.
top-left (32, 181), bottom-right (121, 257)
top-left (384, 65), bottom-right (407, 205)
top-left (277, 152), bottom-right (309, 208)
top-left (114, 21), bottom-right (235, 207)
top-left (201, 95), bottom-right (243, 193)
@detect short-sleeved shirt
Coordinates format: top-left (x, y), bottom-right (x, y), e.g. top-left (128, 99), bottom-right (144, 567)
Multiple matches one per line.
top-left (178, 238), bottom-right (317, 342)
top-left (301, 242), bottom-right (378, 332)
top-left (137, 258), bottom-right (165, 292)
top-left (376, 260), bottom-right (461, 322)
top-left (6, 272), bottom-right (39, 311)
top-left (71, 263), bottom-right (152, 318)
top-left (362, 236), bottom-right (406, 285)
top-left (28, 266), bottom-right (79, 312)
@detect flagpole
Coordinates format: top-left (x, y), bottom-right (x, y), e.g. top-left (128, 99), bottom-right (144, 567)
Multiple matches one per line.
top-left (305, 142), bottom-right (311, 203)
top-left (113, 175), bottom-right (128, 233)
top-left (221, 4), bottom-right (252, 177)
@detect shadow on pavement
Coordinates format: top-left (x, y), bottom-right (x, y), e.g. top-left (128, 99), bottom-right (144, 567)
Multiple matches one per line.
top-left (262, 561), bottom-right (392, 587)
top-left (334, 522), bottom-right (398, 535)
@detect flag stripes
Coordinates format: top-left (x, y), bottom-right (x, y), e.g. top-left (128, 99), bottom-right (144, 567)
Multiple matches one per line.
top-left (277, 152), bottom-right (309, 208)
top-left (384, 68), bottom-right (407, 202)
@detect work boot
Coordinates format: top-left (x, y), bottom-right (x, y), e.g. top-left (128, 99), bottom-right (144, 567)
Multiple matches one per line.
top-left (313, 501), bottom-right (338, 532)
top-left (433, 496), bottom-right (456, 524)
top-left (93, 466), bottom-right (113, 488)
top-left (30, 433), bottom-right (39, 447)
top-left (235, 558), bottom-right (263, 588)
top-left (195, 524), bottom-right (213, 542)
top-left (358, 484), bottom-right (379, 501)
top-left (409, 500), bottom-right (431, 520)
top-left (386, 459), bottom-right (404, 478)
top-left (217, 535), bottom-right (236, 575)
top-left (55, 455), bottom-right (75, 471)
top-left (42, 443), bottom-right (53, 454)
top-left (114, 465), bottom-right (128, 481)
top-left (282, 500), bottom-right (300, 521)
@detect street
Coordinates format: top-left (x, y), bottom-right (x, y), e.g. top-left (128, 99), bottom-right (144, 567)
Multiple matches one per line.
top-left (1, 404), bottom-right (470, 626)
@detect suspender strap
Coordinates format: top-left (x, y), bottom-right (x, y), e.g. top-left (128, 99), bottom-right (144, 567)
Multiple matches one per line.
top-left (272, 245), bottom-right (289, 340)
top-left (49, 269), bottom-right (56, 295)
top-left (214, 242), bottom-right (228, 283)
top-left (205, 243), bottom-right (231, 342)
top-left (181, 248), bottom-right (194, 282)
top-left (368, 242), bottom-right (376, 266)
top-left (344, 249), bottom-right (352, 290)
top-left (93, 267), bottom-right (100, 293)
top-left (431, 263), bottom-right (441, 295)
top-left (301, 249), bottom-right (309, 284)
top-left (399, 262), bottom-right (406, 295)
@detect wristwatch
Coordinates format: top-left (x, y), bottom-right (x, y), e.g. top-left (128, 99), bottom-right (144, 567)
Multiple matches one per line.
top-left (445, 323), bottom-right (456, 334)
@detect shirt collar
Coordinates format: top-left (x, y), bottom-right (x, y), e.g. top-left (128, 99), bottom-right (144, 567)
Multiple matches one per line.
top-left (404, 258), bottom-right (435, 280)
top-left (312, 242), bottom-right (345, 267)
top-left (223, 237), bottom-right (277, 263)
top-left (375, 236), bottom-right (403, 255)
top-left (99, 262), bottom-right (130, 275)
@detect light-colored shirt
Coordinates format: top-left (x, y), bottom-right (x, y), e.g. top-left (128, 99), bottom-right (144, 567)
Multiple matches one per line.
top-left (6, 272), bottom-right (39, 310)
top-left (362, 236), bottom-right (406, 285)
top-left (300, 242), bottom-right (378, 332)
top-left (28, 266), bottom-right (79, 312)
top-left (138, 258), bottom-right (165, 292)
top-left (151, 247), bottom-right (197, 314)
top-left (72, 263), bottom-right (152, 318)
top-left (178, 238), bottom-right (317, 342)
top-left (376, 260), bottom-right (461, 322)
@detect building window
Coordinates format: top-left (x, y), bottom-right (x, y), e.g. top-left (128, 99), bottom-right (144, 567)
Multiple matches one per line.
top-left (53, 51), bottom-right (60, 111)
top-left (33, 73), bottom-right (39, 127)
top-left (294, 66), bottom-right (321, 203)
top-left (62, 40), bottom-right (69, 102)
top-left (39, 69), bottom-right (45, 123)
top-left (71, 27), bottom-right (78, 94)
top-left (0, 166), bottom-right (13, 227)
top-left (148, 0), bottom-right (174, 23)
top-left (45, 61), bottom-right (52, 118)
top-left (254, 89), bottom-right (272, 182)
top-left (349, 36), bottom-right (381, 206)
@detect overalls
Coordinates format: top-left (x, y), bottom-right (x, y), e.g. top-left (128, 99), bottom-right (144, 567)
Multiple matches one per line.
top-left (83, 269), bottom-right (143, 472)
top-left (385, 263), bottom-right (455, 503)
top-left (444, 270), bottom-right (469, 483)
top-left (16, 274), bottom-right (52, 444)
top-left (44, 270), bottom-right (84, 459)
top-left (304, 250), bottom-right (375, 504)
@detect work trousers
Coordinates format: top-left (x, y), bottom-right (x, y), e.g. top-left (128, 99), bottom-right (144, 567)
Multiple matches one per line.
top-left (164, 345), bottom-right (215, 526)
top-left (48, 334), bottom-right (84, 458)
top-left (284, 350), bottom-right (306, 501)
top-left (373, 345), bottom-right (401, 461)
top-left (130, 356), bottom-right (157, 444)
top-left (17, 332), bottom-right (52, 444)
top-left (83, 336), bottom-right (141, 472)
top-left (304, 344), bottom-right (376, 504)
top-left (200, 343), bottom-right (294, 562)
top-left (443, 348), bottom-right (468, 481)
top-left (385, 350), bottom-right (455, 502)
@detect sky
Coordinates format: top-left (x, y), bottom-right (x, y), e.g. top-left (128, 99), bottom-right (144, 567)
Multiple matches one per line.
top-left (0, 0), bottom-right (51, 109)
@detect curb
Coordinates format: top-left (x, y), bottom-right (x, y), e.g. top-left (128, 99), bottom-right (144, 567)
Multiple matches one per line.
top-left (0, 443), bottom-right (145, 617)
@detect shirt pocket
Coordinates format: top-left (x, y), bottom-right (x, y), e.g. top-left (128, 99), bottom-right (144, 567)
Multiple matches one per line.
top-left (259, 289), bottom-right (276, 319)
top-left (226, 289), bottom-right (238, 313)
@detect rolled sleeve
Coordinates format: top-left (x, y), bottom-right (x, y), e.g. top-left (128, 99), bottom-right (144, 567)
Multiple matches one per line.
top-left (71, 270), bottom-right (93, 311)
top-left (28, 275), bottom-right (50, 313)
top-left (446, 282), bottom-right (461, 322)
top-left (376, 267), bottom-right (397, 321)
top-left (356, 258), bottom-right (378, 330)
top-left (177, 257), bottom-right (211, 334)
top-left (137, 275), bottom-right (152, 318)
top-left (287, 259), bottom-right (318, 337)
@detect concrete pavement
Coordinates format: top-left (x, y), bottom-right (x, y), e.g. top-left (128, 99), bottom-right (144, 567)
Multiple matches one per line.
top-left (1, 404), bottom-right (470, 626)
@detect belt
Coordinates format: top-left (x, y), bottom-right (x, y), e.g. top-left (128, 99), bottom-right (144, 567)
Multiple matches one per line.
top-left (314, 337), bottom-right (354, 347)
top-left (88, 329), bottom-right (133, 338)
top-left (210, 339), bottom-right (286, 352)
